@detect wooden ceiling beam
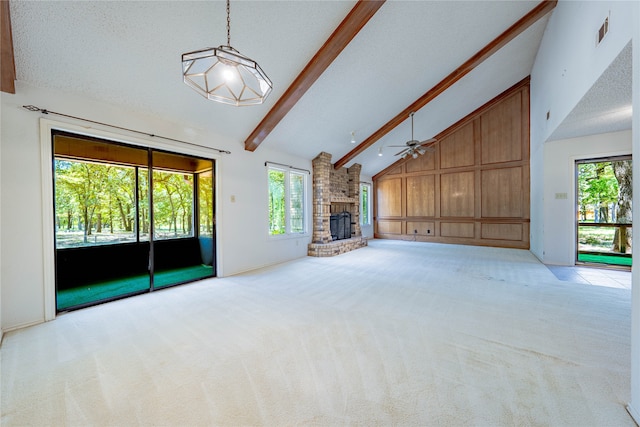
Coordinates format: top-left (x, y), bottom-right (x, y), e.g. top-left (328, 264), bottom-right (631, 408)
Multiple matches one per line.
top-left (334, 0), bottom-right (557, 170)
top-left (244, 0), bottom-right (386, 152)
top-left (1, 0), bottom-right (16, 94)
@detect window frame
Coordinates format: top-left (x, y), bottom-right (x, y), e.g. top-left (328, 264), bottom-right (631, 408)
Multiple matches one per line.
top-left (360, 182), bottom-right (372, 226)
top-left (267, 165), bottom-right (308, 237)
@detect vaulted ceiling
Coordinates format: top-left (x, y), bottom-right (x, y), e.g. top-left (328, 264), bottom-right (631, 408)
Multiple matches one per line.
top-left (3, 0), bottom-right (587, 177)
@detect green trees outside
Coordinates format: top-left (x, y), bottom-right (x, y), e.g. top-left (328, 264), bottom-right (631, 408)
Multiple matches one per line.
top-left (268, 168), bottom-right (306, 235)
top-left (268, 169), bottom-right (286, 235)
top-left (55, 159), bottom-right (201, 247)
top-left (360, 184), bottom-right (370, 225)
top-left (613, 160), bottom-right (632, 252)
top-left (577, 162), bottom-right (618, 222)
top-left (199, 172), bottom-right (214, 237)
top-left (289, 172), bottom-right (305, 233)
top-left (55, 160), bottom-right (135, 246)
top-left (152, 170), bottom-right (193, 239)
top-left (577, 159), bottom-right (632, 255)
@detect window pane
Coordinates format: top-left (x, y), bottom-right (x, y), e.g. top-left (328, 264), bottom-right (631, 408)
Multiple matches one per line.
top-left (153, 170), bottom-right (194, 240)
top-left (138, 168), bottom-right (150, 241)
top-left (290, 172), bottom-right (305, 233)
top-left (54, 159), bottom-right (138, 248)
top-left (360, 183), bottom-right (370, 225)
top-left (268, 169), bottom-right (286, 235)
top-left (199, 170), bottom-right (214, 238)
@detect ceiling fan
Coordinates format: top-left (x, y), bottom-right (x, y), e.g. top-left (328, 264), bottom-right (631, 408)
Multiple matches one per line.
top-left (389, 112), bottom-right (437, 159)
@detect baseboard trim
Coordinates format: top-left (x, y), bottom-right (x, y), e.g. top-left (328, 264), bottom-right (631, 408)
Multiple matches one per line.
top-left (2, 318), bottom-right (45, 335)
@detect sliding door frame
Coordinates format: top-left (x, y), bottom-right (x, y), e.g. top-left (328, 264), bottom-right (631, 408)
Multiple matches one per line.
top-left (575, 154), bottom-right (632, 267)
top-left (40, 118), bottom-right (221, 321)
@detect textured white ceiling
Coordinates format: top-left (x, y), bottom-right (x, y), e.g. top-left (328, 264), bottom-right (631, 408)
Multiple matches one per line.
top-left (7, 1), bottom-right (591, 177)
top-left (548, 41), bottom-right (633, 142)
top-left (10, 0), bottom-right (355, 144)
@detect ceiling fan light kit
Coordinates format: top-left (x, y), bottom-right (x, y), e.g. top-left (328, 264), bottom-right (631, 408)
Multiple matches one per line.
top-left (181, 0), bottom-right (272, 106)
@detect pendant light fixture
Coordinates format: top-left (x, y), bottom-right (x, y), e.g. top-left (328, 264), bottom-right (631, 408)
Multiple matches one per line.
top-left (182, 0), bottom-right (272, 106)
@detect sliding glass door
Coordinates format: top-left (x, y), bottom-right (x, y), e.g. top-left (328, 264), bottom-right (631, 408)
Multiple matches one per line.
top-left (151, 150), bottom-right (215, 289)
top-left (53, 131), bottom-right (216, 311)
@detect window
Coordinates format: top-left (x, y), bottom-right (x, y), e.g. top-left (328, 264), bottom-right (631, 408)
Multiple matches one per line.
top-left (360, 182), bottom-right (372, 226)
top-left (152, 169), bottom-right (194, 240)
top-left (53, 134), bottom-right (214, 249)
top-left (54, 159), bottom-right (143, 248)
top-left (268, 166), bottom-right (307, 235)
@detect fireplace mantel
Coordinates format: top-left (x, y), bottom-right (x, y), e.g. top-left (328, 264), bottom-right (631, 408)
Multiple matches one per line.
top-left (330, 196), bottom-right (358, 203)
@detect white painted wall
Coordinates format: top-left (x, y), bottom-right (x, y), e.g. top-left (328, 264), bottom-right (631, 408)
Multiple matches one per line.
top-left (0, 95), bottom-right (3, 342)
top-left (627, 1), bottom-right (639, 422)
top-left (1, 82), bottom-right (312, 332)
top-left (530, 0), bottom-right (635, 261)
top-left (542, 130), bottom-right (631, 265)
top-left (529, 0), bottom-right (637, 418)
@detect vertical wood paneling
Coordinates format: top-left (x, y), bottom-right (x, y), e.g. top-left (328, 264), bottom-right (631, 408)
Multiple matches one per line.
top-left (481, 223), bottom-right (523, 241)
top-left (378, 220), bottom-right (402, 234)
top-left (377, 178), bottom-right (402, 217)
top-left (1, 0), bottom-right (16, 94)
top-left (481, 92), bottom-right (522, 164)
top-left (374, 80), bottom-right (530, 249)
top-left (386, 165), bottom-right (403, 176)
top-left (441, 222), bottom-right (475, 238)
top-left (406, 175), bottom-right (435, 217)
top-left (406, 151), bottom-right (435, 172)
top-left (440, 172), bottom-right (475, 217)
top-left (481, 167), bottom-right (523, 218)
top-left (440, 122), bottom-right (475, 169)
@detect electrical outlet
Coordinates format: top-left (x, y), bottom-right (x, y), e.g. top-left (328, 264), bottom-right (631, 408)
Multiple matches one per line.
top-left (414, 229), bottom-right (418, 234)
top-left (427, 230), bottom-right (431, 234)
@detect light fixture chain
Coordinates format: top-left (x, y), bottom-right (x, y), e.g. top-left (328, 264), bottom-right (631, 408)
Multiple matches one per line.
top-left (226, 0), bottom-right (231, 46)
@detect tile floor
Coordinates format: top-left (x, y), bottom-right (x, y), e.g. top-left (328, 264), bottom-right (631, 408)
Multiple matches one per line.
top-left (546, 264), bottom-right (632, 290)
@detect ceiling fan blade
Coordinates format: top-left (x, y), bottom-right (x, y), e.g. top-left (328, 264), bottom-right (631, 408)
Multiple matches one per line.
top-left (388, 145), bottom-right (409, 148)
top-left (394, 149), bottom-right (409, 156)
top-left (419, 138), bottom-right (437, 145)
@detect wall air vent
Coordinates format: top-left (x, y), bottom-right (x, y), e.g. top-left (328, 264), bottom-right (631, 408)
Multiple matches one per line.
top-left (596, 15), bottom-right (609, 46)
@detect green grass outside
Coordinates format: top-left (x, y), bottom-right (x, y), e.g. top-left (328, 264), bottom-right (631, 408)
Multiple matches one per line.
top-left (57, 265), bottom-right (214, 310)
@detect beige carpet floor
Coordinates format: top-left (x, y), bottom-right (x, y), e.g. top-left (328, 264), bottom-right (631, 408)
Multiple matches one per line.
top-left (1, 239), bottom-right (633, 426)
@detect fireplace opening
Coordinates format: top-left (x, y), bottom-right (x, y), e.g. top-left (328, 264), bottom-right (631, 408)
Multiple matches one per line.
top-left (330, 212), bottom-right (352, 241)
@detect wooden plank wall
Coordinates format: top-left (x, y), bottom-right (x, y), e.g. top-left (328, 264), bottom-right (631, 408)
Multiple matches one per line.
top-left (373, 78), bottom-right (530, 249)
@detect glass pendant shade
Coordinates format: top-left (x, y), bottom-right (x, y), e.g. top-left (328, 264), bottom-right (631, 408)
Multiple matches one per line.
top-left (182, 45), bottom-right (272, 106)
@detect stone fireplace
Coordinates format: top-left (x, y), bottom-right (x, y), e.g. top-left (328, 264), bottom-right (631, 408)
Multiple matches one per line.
top-left (308, 152), bottom-right (368, 257)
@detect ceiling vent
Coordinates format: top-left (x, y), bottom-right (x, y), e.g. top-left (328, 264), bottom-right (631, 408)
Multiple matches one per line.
top-left (596, 15), bottom-right (609, 46)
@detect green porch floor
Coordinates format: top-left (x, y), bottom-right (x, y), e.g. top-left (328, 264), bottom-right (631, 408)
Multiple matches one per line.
top-left (57, 265), bottom-right (214, 311)
top-left (577, 252), bottom-right (632, 267)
